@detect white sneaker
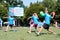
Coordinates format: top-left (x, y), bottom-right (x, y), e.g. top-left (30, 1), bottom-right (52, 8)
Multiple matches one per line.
top-left (36, 32), bottom-right (40, 36)
top-left (27, 31), bottom-right (31, 33)
top-left (53, 32), bottom-right (56, 35)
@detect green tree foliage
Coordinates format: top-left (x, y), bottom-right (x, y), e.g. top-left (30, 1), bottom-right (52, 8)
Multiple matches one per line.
top-left (43, 0), bottom-right (57, 12)
top-left (55, 0), bottom-right (60, 22)
top-left (0, 2), bottom-right (8, 18)
top-left (57, 0), bottom-right (60, 13)
top-left (23, 2), bottom-right (45, 26)
top-left (24, 2), bottom-right (45, 19)
top-left (5, 0), bottom-right (24, 7)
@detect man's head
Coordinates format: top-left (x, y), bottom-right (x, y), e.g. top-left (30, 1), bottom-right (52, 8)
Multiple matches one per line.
top-left (33, 13), bottom-right (38, 17)
top-left (45, 10), bottom-right (48, 14)
top-left (45, 8), bottom-right (48, 14)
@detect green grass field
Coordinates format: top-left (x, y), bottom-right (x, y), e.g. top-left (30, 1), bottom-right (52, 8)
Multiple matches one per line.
top-left (0, 27), bottom-right (60, 40)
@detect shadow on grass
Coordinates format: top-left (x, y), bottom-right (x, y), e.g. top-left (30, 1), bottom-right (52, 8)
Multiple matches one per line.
top-left (40, 33), bottom-right (48, 35)
top-left (40, 33), bottom-right (53, 35)
top-left (31, 31), bottom-right (36, 32)
top-left (55, 34), bottom-right (60, 38)
top-left (57, 34), bottom-right (60, 36)
top-left (31, 31), bottom-right (53, 35)
top-left (9, 30), bottom-right (14, 31)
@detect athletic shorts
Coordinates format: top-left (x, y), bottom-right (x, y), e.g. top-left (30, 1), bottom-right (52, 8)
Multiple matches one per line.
top-left (43, 23), bottom-right (50, 30)
top-left (0, 24), bottom-right (1, 27)
top-left (33, 24), bottom-right (37, 29)
top-left (9, 24), bottom-right (14, 28)
top-left (37, 22), bottom-right (44, 28)
top-left (30, 23), bottom-right (37, 29)
top-left (30, 22), bottom-right (34, 24)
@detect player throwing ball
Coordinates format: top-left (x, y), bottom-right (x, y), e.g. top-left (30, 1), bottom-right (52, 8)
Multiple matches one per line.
top-left (36, 9), bottom-right (56, 36)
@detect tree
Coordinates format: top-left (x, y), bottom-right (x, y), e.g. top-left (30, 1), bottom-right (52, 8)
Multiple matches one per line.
top-left (24, 2), bottom-right (45, 23)
top-left (43, 0), bottom-right (57, 12)
top-left (25, 3), bottom-right (44, 17)
top-left (5, 0), bottom-right (24, 7)
top-left (57, 0), bottom-right (60, 13)
top-left (54, 0), bottom-right (60, 23)
top-left (0, 2), bottom-right (8, 18)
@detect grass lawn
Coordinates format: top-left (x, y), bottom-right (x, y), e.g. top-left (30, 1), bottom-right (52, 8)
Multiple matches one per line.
top-left (0, 27), bottom-right (60, 40)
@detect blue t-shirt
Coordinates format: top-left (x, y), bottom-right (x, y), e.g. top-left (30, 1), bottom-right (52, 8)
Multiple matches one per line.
top-left (44, 13), bottom-right (52, 25)
top-left (32, 16), bottom-right (39, 24)
top-left (0, 18), bottom-right (2, 24)
top-left (8, 17), bottom-right (14, 25)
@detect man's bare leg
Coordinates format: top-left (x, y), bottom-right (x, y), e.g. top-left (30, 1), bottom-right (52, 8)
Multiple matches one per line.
top-left (36, 26), bottom-right (43, 36)
top-left (47, 29), bottom-right (56, 34)
top-left (5, 25), bottom-right (9, 32)
top-left (28, 25), bottom-right (33, 33)
top-left (11, 26), bottom-right (15, 31)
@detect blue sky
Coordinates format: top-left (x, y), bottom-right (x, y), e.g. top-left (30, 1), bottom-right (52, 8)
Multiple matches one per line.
top-left (22, 0), bottom-right (43, 6)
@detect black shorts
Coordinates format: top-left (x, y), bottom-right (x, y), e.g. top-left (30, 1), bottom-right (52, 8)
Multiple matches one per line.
top-left (0, 24), bottom-right (1, 27)
top-left (43, 23), bottom-right (50, 30)
top-left (9, 24), bottom-right (14, 28)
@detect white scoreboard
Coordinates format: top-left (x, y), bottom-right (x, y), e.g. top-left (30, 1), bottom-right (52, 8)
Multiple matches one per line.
top-left (9, 7), bottom-right (24, 16)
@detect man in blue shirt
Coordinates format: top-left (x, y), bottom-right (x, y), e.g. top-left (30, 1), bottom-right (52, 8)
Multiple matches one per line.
top-left (43, 12), bottom-right (52, 30)
top-left (28, 13), bottom-right (39, 33)
top-left (36, 10), bottom-right (56, 36)
top-left (5, 16), bottom-right (15, 32)
top-left (8, 16), bottom-right (14, 26)
top-left (32, 15), bottom-right (39, 24)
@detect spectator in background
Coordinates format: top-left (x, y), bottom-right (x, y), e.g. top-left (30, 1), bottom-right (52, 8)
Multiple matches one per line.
top-left (0, 18), bottom-right (3, 30)
top-left (5, 16), bottom-right (15, 32)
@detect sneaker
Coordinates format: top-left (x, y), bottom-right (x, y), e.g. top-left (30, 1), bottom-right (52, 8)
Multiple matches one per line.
top-left (4, 31), bottom-right (7, 32)
top-left (53, 32), bottom-right (56, 35)
top-left (36, 32), bottom-right (40, 36)
top-left (27, 31), bottom-right (31, 33)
